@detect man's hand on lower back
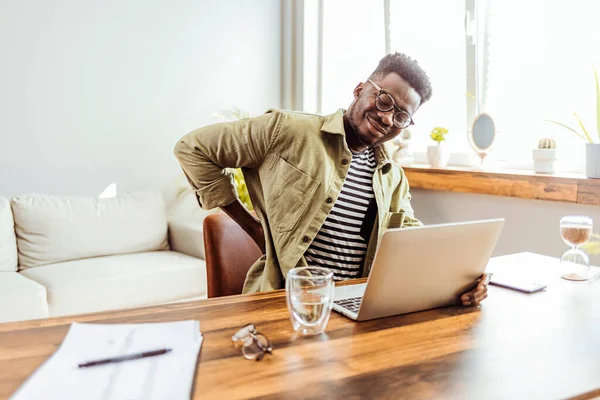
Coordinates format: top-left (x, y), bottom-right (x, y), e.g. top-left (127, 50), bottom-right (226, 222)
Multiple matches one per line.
top-left (220, 200), bottom-right (266, 254)
top-left (250, 223), bottom-right (266, 254)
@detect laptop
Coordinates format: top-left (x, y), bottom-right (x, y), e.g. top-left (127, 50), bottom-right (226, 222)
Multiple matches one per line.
top-left (333, 218), bottom-right (505, 321)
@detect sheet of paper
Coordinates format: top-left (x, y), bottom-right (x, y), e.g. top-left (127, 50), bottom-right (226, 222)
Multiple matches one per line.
top-left (11, 320), bottom-right (203, 400)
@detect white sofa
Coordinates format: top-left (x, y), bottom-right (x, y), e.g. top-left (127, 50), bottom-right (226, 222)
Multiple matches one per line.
top-left (0, 190), bottom-right (208, 323)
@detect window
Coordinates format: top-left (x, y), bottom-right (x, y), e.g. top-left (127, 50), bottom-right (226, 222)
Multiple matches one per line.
top-left (303, 0), bottom-right (385, 115)
top-left (304, 0), bottom-right (600, 172)
top-left (483, 0), bottom-right (600, 171)
top-left (388, 0), bottom-right (468, 153)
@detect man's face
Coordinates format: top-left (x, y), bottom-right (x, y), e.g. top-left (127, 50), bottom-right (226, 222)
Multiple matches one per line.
top-left (344, 72), bottom-right (421, 151)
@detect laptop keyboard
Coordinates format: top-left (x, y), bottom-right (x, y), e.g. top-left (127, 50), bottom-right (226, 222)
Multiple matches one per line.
top-left (334, 296), bottom-right (363, 313)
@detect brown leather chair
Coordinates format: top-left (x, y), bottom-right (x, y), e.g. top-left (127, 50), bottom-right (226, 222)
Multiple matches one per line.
top-left (203, 212), bottom-right (262, 298)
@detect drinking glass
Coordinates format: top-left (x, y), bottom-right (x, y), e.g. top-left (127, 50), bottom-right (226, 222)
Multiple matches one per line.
top-left (286, 267), bottom-right (334, 335)
top-left (559, 215), bottom-right (593, 281)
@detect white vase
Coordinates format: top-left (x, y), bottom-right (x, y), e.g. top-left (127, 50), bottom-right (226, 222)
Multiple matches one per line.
top-left (532, 148), bottom-right (556, 174)
top-left (586, 143), bottom-right (600, 178)
top-left (427, 145), bottom-right (448, 168)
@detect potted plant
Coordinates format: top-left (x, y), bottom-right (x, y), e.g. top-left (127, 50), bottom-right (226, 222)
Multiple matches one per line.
top-left (427, 127), bottom-right (449, 168)
top-left (581, 233), bottom-right (600, 255)
top-left (532, 137), bottom-right (557, 174)
top-left (546, 66), bottom-right (600, 178)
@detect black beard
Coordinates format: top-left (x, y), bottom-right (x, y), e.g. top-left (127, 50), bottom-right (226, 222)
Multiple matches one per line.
top-left (345, 112), bottom-right (371, 148)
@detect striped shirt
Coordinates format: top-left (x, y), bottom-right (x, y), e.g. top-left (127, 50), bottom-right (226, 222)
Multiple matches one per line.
top-left (305, 147), bottom-right (376, 280)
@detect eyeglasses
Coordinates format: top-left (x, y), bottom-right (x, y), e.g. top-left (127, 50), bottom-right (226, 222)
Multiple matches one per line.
top-left (367, 79), bottom-right (415, 129)
top-left (231, 323), bottom-right (273, 361)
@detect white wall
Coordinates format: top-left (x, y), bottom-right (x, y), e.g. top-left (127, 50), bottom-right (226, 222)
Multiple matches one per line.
top-left (0, 0), bottom-right (281, 199)
top-left (411, 189), bottom-right (600, 264)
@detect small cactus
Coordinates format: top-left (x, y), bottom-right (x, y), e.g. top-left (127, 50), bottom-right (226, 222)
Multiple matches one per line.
top-left (537, 137), bottom-right (557, 149)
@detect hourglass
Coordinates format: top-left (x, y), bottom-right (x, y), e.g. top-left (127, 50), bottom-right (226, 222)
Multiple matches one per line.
top-left (559, 215), bottom-right (593, 281)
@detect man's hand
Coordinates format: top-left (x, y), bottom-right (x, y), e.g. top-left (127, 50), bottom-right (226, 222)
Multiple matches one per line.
top-left (460, 273), bottom-right (490, 306)
top-left (249, 223), bottom-right (266, 254)
top-left (221, 200), bottom-right (266, 254)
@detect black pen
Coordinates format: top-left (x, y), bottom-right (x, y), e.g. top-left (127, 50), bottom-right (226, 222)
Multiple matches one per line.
top-left (77, 348), bottom-right (172, 368)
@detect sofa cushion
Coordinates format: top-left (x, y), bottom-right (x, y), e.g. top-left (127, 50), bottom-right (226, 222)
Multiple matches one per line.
top-left (168, 218), bottom-right (206, 260)
top-left (20, 251), bottom-right (207, 317)
top-left (12, 190), bottom-right (169, 269)
top-left (0, 272), bottom-right (49, 323)
top-left (0, 198), bottom-right (18, 272)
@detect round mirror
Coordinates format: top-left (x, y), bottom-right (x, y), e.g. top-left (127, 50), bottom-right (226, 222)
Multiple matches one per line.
top-left (469, 113), bottom-right (496, 167)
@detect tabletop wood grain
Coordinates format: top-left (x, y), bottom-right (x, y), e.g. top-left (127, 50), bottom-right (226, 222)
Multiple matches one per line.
top-left (1, 252), bottom-right (599, 400)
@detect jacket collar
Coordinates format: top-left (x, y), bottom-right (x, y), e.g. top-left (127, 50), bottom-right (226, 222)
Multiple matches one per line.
top-left (321, 109), bottom-right (392, 173)
top-left (320, 108), bottom-right (346, 135)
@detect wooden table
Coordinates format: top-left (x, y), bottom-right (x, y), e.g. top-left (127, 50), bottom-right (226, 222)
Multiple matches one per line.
top-left (1, 252), bottom-right (600, 399)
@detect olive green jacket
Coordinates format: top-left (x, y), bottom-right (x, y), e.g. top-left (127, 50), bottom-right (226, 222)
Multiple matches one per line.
top-left (174, 109), bottom-right (422, 293)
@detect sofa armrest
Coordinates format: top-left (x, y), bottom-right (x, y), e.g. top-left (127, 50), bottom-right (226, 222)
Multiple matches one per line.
top-left (168, 219), bottom-right (205, 260)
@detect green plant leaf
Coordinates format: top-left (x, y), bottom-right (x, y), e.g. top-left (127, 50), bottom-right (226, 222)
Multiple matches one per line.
top-left (581, 233), bottom-right (600, 255)
top-left (544, 120), bottom-right (588, 141)
top-left (176, 186), bottom-right (190, 197)
top-left (231, 107), bottom-right (250, 120)
top-left (573, 112), bottom-right (594, 143)
top-left (594, 65), bottom-right (600, 140)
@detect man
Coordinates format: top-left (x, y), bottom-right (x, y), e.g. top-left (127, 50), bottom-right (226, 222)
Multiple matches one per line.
top-left (174, 52), bottom-right (488, 306)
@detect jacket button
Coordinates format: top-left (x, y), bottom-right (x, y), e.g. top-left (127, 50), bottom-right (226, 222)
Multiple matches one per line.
top-left (302, 236), bottom-right (310, 243)
top-left (341, 159), bottom-right (349, 165)
top-left (326, 197), bottom-right (333, 204)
